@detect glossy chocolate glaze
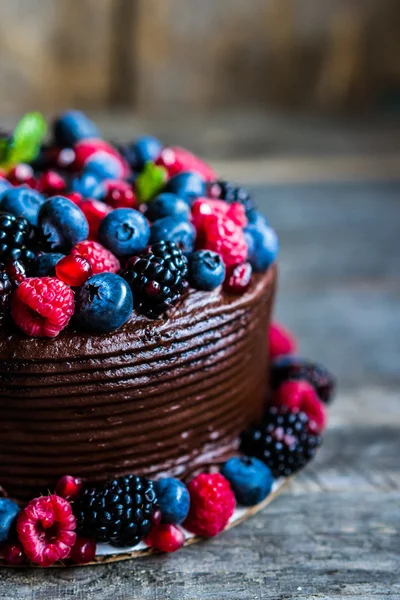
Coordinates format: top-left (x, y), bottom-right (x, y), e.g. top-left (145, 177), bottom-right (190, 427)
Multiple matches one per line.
top-left (0, 265), bottom-right (276, 500)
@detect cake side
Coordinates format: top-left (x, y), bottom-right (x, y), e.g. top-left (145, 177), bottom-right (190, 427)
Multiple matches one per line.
top-left (0, 266), bottom-right (276, 500)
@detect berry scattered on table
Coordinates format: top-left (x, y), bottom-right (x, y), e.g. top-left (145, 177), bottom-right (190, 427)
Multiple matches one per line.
top-left (17, 495), bottom-right (76, 567)
top-left (223, 261), bottom-right (253, 294)
top-left (55, 254), bottom-right (93, 287)
top-left (11, 277), bottom-right (75, 337)
top-left (69, 537), bottom-right (96, 565)
top-left (74, 272), bottom-right (133, 333)
top-left (273, 379), bottom-right (327, 433)
top-left (56, 475), bottom-right (83, 501)
top-left (75, 475), bottom-right (158, 548)
top-left (38, 196), bottom-right (89, 253)
top-left (0, 498), bottom-right (20, 543)
top-left (241, 406), bottom-right (322, 478)
top-left (144, 523), bottom-right (185, 553)
top-left (271, 355), bottom-right (336, 405)
top-left (269, 322), bottom-right (298, 359)
top-left (154, 478), bottom-right (190, 525)
top-left (221, 456), bottom-right (273, 506)
top-left (121, 240), bottom-right (188, 319)
top-left (3, 542), bottom-right (26, 566)
top-left (183, 473), bottom-right (236, 537)
top-left (98, 207), bottom-right (150, 257)
top-left (188, 249), bottom-right (225, 291)
top-left (71, 240), bottom-right (120, 275)
top-left (150, 216), bottom-right (196, 253)
top-left (31, 252), bottom-right (65, 277)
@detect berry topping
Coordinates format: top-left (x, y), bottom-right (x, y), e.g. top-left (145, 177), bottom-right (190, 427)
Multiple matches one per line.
top-left (273, 380), bottom-right (327, 433)
top-left (56, 475), bottom-right (83, 501)
top-left (76, 199), bottom-right (112, 240)
top-left (145, 193), bottom-right (190, 222)
top-left (221, 456), bottom-right (273, 506)
top-left (71, 172), bottom-right (105, 200)
top-left (38, 196), bottom-right (89, 253)
top-left (125, 135), bottom-right (162, 170)
top-left (5, 259), bottom-right (27, 286)
top-left (71, 240), bottom-right (120, 275)
top-left (150, 216), bottom-right (196, 253)
top-left (164, 171), bottom-right (206, 202)
top-left (98, 208), bottom-right (150, 257)
top-left (0, 498), bottom-right (20, 543)
top-left (223, 261), bottom-right (253, 294)
top-left (11, 277), bottom-right (74, 337)
top-left (208, 180), bottom-right (254, 212)
top-left (53, 110), bottom-right (100, 147)
top-left (156, 146), bottom-right (216, 181)
top-left (183, 473), bottom-right (236, 537)
top-left (188, 249), bottom-right (225, 291)
top-left (244, 218), bottom-right (279, 272)
top-left (55, 254), bottom-right (93, 287)
top-left (73, 139), bottom-right (129, 178)
top-left (201, 213), bottom-right (248, 267)
top-left (17, 495), bottom-right (76, 567)
top-left (241, 406), bottom-right (322, 478)
top-left (3, 542), bottom-right (26, 566)
top-left (31, 252), bottom-right (65, 277)
top-left (74, 272), bottom-right (133, 333)
top-left (191, 197), bottom-right (247, 232)
top-left (271, 355), bottom-right (336, 405)
top-left (122, 241), bottom-right (188, 319)
top-left (1, 187), bottom-right (45, 227)
top-left (104, 180), bottom-right (137, 209)
top-left (0, 212), bottom-right (36, 267)
top-left (85, 151), bottom-right (128, 180)
top-left (7, 163), bottom-right (36, 188)
top-left (144, 524), bottom-right (185, 553)
top-left (75, 475), bottom-right (158, 548)
top-left (0, 271), bottom-right (12, 318)
top-left (36, 170), bottom-right (66, 196)
top-left (69, 537), bottom-right (96, 564)
top-left (269, 323), bottom-right (298, 359)
top-left (154, 478), bottom-right (190, 525)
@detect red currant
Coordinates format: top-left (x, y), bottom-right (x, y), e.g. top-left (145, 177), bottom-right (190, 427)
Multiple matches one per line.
top-left (36, 170), bottom-right (66, 195)
top-left (223, 262), bottom-right (252, 294)
top-left (55, 474), bottom-right (82, 501)
top-left (7, 164), bottom-right (36, 188)
top-left (70, 538), bottom-right (96, 565)
top-left (56, 255), bottom-right (93, 287)
top-left (79, 199), bottom-right (112, 240)
top-left (104, 180), bottom-right (137, 209)
top-left (3, 542), bottom-right (26, 566)
top-left (151, 508), bottom-right (162, 526)
top-left (144, 524), bottom-right (185, 553)
top-left (64, 192), bottom-right (83, 205)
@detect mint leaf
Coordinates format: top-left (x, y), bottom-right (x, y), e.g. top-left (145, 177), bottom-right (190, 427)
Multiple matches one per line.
top-left (6, 112), bottom-right (47, 167)
top-left (136, 162), bottom-right (167, 203)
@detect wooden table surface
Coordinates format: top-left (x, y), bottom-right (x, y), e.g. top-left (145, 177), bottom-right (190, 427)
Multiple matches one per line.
top-left (0, 162), bottom-right (399, 599)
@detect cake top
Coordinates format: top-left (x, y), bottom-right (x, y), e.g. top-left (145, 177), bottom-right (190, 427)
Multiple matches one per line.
top-left (0, 110), bottom-right (278, 339)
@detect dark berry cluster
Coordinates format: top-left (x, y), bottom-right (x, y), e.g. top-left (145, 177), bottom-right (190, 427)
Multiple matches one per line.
top-left (209, 180), bottom-right (254, 212)
top-left (0, 212), bottom-right (36, 267)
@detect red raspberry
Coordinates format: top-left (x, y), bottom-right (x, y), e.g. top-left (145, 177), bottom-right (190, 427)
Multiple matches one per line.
top-left (183, 473), bottom-right (236, 537)
top-left (56, 475), bottom-right (82, 501)
top-left (201, 214), bottom-right (248, 267)
top-left (17, 495), bottom-right (76, 567)
top-left (156, 146), bottom-right (216, 181)
top-left (3, 542), bottom-right (27, 566)
top-left (191, 198), bottom-right (247, 232)
top-left (56, 255), bottom-right (93, 287)
top-left (11, 277), bottom-right (74, 337)
top-left (7, 163), bottom-right (36, 188)
top-left (145, 524), bottom-right (185, 553)
top-left (269, 322), bottom-right (298, 359)
top-left (36, 170), bottom-right (66, 195)
top-left (104, 180), bottom-right (137, 209)
top-left (71, 241), bottom-right (120, 275)
top-left (78, 199), bottom-right (112, 240)
top-left (274, 380), bottom-right (327, 433)
top-left (224, 261), bottom-right (252, 294)
top-left (69, 537), bottom-right (96, 564)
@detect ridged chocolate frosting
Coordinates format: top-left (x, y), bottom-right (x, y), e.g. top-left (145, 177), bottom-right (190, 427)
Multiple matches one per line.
top-left (0, 265), bottom-right (276, 500)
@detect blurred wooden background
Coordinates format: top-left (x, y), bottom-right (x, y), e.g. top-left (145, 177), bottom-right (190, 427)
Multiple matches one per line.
top-left (0, 0), bottom-right (400, 116)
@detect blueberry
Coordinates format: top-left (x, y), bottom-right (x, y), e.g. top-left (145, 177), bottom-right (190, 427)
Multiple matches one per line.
top-left (38, 196), bottom-right (89, 253)
top-left (85, 151), bottom-right (125, 180)
top-left (1, 187), bottom-right (46, 226)
top-left (164, 171), bottom-right (206, 202)
top-left (244, 219), bottom-right (279, 272)
top-left (71, 172), bottom-right (105, 200)
top-left (246, 208), bottom-right (269, 227)
top-left (0, 179), bottom-right (11, 200)
top-left (150, 217), bottom-right (195, 253)
top-left (75, 272), bottom-right (133, 333)
top-left (127, 135), bottom-right (162, 169)
top-left (99, 208), bottom-right (150, 257)
top-left (188, 250), bottom-right (225, 291)
top-left (53, 110), bottom-right (100, 147)
top-left (146, 193), bottom-right (190, 222)
top-left (221, 456), bottom-right (273, 506)
top-left (32, 252), bottom-right (65, 276)
top-left (0, 498), bottom-right (20, 543)
top-left (154, 478), bottom-right (190, 525)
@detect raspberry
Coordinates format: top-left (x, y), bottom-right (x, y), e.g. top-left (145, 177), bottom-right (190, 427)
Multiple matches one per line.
top-left (201, 214), bottom-right (248, 267)
top-left (71, 240), bottom-right (120, 275)
top-left (79, 199), bottom-right (112, 240)
top-left (56, 475), bottom-right (82, 501)
top-left (17, 495), bottom-right (76, 567)
top-left (144, 524), bottom-right (185, 553)
top-left (273, 380), bottom-right (327, 433)
top-left (191, 198), bottom-right (247, 233)
top-left (183, 473), bottom-right (236, 537)
top-left (11, 277), bottom-right (74, 337)
top-left (269, 322), bottom-right (298, 359)
top-left (156, 146), bottom-right (216, 181)
top-left (55, 254), bottom-right (93, 287)
top-left (223, 262), bottom-right (252, 294)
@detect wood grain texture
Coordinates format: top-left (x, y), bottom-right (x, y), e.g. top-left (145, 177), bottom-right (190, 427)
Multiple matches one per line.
top-left (0, 177), bottom-right (399, 598)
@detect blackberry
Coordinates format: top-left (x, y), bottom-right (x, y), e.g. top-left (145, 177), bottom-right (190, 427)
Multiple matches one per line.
top-left (121, 240), bottom-right (189, 319)
top-left (241, 406), bottom-right (321, 478)
top-left (271, 356), bottom-right (336, 405)
top-left (75, 475), bottom-right (158, 548)
top-left (209, 180), bottom-right (254, 212)
top-left (0, 212), bottom-right (36, 268)
top-left (0, 271), bottom-right (12, 318)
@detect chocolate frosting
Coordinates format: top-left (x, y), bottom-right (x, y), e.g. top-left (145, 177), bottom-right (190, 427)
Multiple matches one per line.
top-left (0, 265), bottom-right (276, 500)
